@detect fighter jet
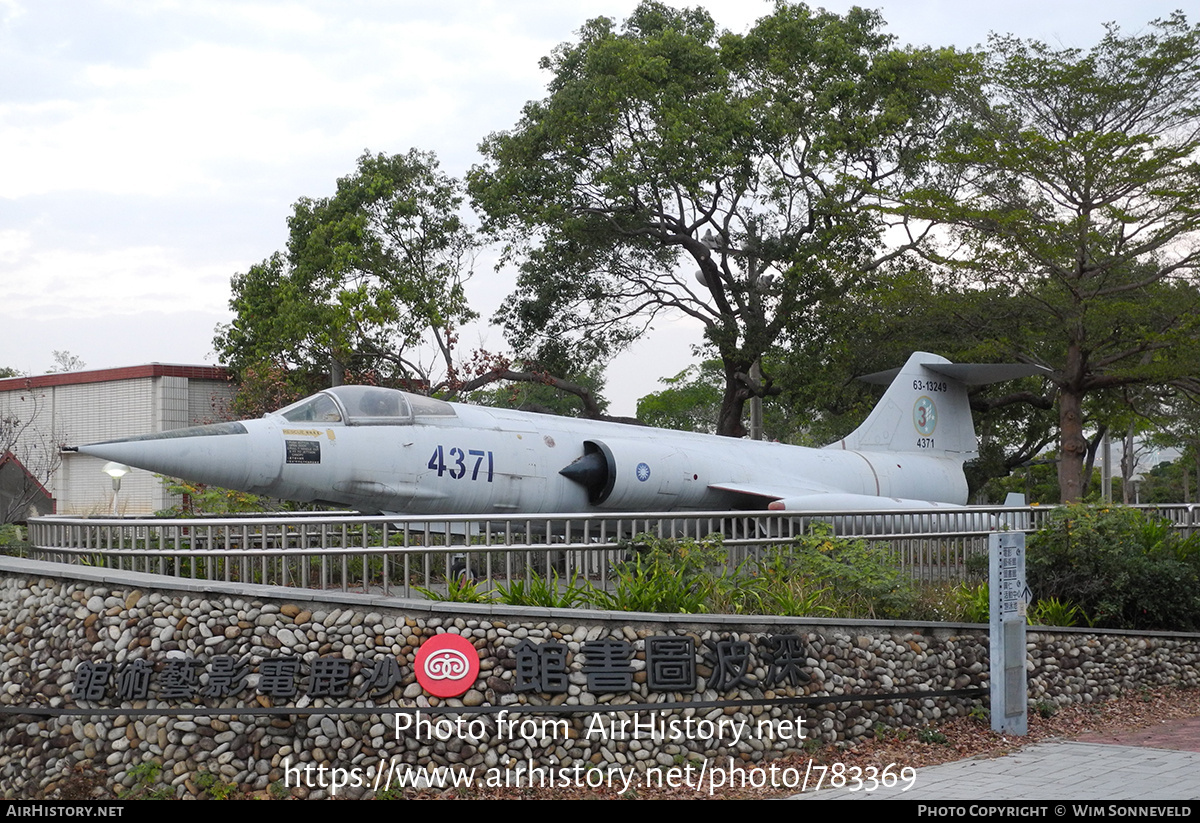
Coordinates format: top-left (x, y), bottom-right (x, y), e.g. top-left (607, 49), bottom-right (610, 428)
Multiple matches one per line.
top-left (73, 352), bottom-right (1045, 515)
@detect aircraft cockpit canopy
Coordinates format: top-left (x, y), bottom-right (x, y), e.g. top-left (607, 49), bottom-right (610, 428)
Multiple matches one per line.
top-left (274, 386), bottom-right (456, 426)
top-left (278, 393), bottom-right (342, 423)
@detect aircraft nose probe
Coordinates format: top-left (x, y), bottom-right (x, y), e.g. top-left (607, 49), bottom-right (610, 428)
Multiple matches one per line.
top-left (71, 420), bottom-right (278, 493)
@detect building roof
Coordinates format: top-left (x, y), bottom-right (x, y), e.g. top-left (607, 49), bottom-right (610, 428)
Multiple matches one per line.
top-left (0, 364), bottom-right (229, 392)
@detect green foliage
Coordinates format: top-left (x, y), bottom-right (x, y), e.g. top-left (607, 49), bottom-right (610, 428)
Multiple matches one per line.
top-left (195, 771), bottom-right (239, 800)
top-left (908, 14), bottom-right (1200, 502)
top-left (1027, 597), bottom-right (1085, 628)
top-left (215, 149), bottom-right (477, 395)
top-left (917, 728), bottom-right (948, 745)
top-left (637, 361), bottom-right (726, 434)
top-left (467, 364), bottom-right (610, 419)
top-left (777, 265), bottom-right (1058, 469)
top-left (1032, 700), bottom-right (1057, 719)
top-left (636, 357), bottom-right (808, 441)
top-left (415, 576), bottom-right (496, 604)
top-left (494, 570), bottom-right (589, 609)
top-left (156, 476), bottom-right (274, 517)
top-left (471, 1), bottom-right (970, 436)
top-left (118, 762), bottom-right (172, 800)
top-left (1026, 504), bottom-right (1200, 631)
top-left (584, 533), bottom-right (727, 613)
top-left (568, 529), bottom-right (925, 618)
top-left (226, 360), bottom-right (325, 421)
top-left (1137, 458), bottom-right (1196, 505)
top-left (375, 784), bottom-right (405, 800)
top-left (785, 526), bottom-right (918, 619)
top-left (0, 523), bottom-right (28, 553)
top-left (977, 451), bottom-right (1122, 506)
top-left (953, 582), bottom-right (991, 624)
top-left (1146, 398), bottom-right (1200, 504)
top-left (753, 575), bottom-right (833, 619)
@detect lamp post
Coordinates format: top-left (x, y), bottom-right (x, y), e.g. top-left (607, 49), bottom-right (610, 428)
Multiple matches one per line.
top-left (102, 462), bottom-right (130, 516)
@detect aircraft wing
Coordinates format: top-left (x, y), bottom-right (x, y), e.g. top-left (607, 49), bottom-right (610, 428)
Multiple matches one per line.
top-left (708, 480), bottom-right (829, 505)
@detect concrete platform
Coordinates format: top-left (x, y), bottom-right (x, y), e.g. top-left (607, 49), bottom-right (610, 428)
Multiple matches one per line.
top-left (793, 717), bottom-right (1200, 800)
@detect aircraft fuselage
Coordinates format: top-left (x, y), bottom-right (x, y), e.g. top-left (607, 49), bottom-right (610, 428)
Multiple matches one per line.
top-left (76, 353), bottom-right (1044, 515)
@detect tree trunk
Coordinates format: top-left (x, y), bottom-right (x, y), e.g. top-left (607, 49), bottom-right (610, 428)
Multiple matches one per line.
top-left (1057, 341), bottom-right (1089, 503)
top-left (716, 365), bottom-right (749, 438)
top-left (1057, 389), bottom-right (1088, 503)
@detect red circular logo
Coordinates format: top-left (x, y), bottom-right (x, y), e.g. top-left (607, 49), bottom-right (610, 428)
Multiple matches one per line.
top-left (414, 633), bottom-right (480, 698)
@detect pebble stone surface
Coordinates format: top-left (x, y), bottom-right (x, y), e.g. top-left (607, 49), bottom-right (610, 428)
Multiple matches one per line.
top-left (0, 558), bottom-right (1197, 799)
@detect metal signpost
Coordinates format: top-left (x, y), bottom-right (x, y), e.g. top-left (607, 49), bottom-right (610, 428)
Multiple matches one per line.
top-left (989, 530), bottom-right (1028, 735)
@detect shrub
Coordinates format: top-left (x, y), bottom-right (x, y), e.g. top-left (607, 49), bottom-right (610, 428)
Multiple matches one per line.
top-left (494, 570), bottom-right (590, 609)
top-left (953, 581), bottom-right (990, 623)
top-left (415, 575), bottom-right (495, 604)
top-left (583, 533), bottom-right (726, 613)
top-left (785, 526), bottom-right (918, 619)
top-left (1025, 505), bottom-right (1200, 631)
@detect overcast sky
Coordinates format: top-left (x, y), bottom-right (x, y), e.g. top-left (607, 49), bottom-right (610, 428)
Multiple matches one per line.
top-left (0, 0), bottom-right (1188, 414)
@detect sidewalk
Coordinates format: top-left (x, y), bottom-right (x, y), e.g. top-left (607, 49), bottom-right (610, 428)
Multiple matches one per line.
top-left (792, 717), bottom-right (1200, 800)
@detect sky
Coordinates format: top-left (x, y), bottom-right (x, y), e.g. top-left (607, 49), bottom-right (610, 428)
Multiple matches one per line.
top-left (0, 0), bottom-right (1189, 414)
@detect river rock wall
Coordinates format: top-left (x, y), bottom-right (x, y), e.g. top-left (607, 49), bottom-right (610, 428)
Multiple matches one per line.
top-left (1, 557), bottom-right (1197, 799)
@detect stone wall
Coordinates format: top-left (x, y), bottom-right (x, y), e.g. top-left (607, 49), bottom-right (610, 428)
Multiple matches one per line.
top-left (1, 557), bottom-right (1197, 799)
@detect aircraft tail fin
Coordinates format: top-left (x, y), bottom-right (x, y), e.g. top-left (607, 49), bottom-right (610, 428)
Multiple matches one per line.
top-left (826, 352), bottom-right (1049, 461)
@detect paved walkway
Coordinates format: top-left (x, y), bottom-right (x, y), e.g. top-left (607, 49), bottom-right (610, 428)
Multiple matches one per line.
top-left (793, 717), bottom-right (1200, 800)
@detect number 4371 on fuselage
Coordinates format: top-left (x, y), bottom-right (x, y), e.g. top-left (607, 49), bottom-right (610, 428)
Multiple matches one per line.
top-left (74, 352), bottom-right (1046, 515)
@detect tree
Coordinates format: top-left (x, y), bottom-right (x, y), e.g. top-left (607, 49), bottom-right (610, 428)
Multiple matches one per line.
top-left (470, 1), bottom-right (970, 436)
top-left (1146, 394), bottom-right (1200, 502)
top-left (466, 362), bottom-right (611, 418)
top-left (636, 357), bottom-right (806, 440)
top-left (1, 380), bottom-right (62, 523)
top-left (772, 263), bottom-right (1060, 494)
top-left (637, 360), bottom-right (725, 434)
top-left (913, 14), bottom-right (1200, 502)
top-left (215, 149), bottom-right (478, 396)
top-left (47, 351), bottom-right (85, 373)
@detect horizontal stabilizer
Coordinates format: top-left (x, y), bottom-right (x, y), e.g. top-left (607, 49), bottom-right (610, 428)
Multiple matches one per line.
top-left (858, 361), bottom-right (1050, 385)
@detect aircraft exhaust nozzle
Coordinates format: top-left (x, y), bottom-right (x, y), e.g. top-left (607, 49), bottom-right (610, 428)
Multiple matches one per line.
top-left (74, 420), bottom-right (282, 494)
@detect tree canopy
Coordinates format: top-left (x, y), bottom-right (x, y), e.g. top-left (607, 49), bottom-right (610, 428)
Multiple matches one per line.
top-left (470, 0), bottom-right (971, 436)
top-left (206, 6), bottom-right (1200, 508)
top-left (909, 13), bottom-right (1200, 501)
top-left (215, 149), bottom-right (477, 398)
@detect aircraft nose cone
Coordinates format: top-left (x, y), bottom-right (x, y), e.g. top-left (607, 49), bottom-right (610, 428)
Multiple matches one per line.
top-left (75, 420), bottom-right (281, 493)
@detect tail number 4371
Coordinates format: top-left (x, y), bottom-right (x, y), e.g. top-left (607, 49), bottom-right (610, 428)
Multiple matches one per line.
top-left (428, 446), bottom-right (495, 482)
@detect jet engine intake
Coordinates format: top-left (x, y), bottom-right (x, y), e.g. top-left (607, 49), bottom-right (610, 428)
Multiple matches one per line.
top-left (559, 439), bottom-right (694, 509)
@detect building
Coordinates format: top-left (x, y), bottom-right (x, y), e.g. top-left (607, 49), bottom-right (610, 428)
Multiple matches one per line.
top-left (0, 365), bottom-right (232, 518)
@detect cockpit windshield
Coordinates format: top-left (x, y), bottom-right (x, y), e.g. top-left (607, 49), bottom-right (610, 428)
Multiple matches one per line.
top-left (278, 393), bottom-right (342, 423)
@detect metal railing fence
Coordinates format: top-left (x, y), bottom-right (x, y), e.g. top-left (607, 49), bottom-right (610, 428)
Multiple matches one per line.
top-left (23, 504), bottom-right (1200, 600)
